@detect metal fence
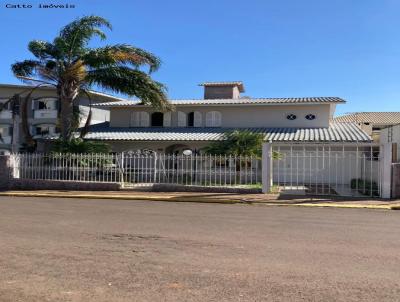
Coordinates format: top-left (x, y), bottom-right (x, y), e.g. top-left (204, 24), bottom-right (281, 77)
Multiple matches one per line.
top-left (10, 152), bottom-right (262, 188)
top-left (271, 144), bottom-right (381, 197)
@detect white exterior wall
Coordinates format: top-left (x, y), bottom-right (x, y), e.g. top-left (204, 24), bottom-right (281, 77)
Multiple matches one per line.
top-left (109, 104), bottom-right (331, 128)
top-left (272, 145), bottom-right (380, 185)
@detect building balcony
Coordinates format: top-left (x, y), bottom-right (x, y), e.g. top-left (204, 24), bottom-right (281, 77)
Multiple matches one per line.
top-left (0, 136), bottom-right (11, 144)
top-left (0, 110), bottom-right (12, 119)
top-left (33, 109), bottom-right (58, 119)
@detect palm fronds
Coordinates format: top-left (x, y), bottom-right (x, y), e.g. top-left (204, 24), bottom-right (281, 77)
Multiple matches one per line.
top-left (11, 15), bottom-right (171, 141)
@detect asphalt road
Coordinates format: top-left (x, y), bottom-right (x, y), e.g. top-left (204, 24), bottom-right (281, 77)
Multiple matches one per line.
top-left (0, 197), bottom-right (399, 302)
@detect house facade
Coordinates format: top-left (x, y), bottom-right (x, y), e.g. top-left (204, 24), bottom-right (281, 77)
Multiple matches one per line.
top-left (0, 84), bottom-right (121, 153)
top-left (88, 81), bottom-right (372, 153)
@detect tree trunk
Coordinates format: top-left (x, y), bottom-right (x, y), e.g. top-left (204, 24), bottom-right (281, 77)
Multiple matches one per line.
top-left (20, 94), bottom-right (35, 148)
top-left (59, 83), bottom-right (79, 141)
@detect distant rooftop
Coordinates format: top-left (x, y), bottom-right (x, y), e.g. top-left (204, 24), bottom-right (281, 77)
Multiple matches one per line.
top-left (334, 112), bottom-right (400, 125)
top-left (199, 81), bottom-right (245, 92)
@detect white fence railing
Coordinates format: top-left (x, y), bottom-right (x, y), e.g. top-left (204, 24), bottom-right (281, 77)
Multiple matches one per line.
top-left (271, 144), bottom-right (381, 197)
top-left (10, 153), bottom-right (262, 188)
top-left (8, 142), bottom-right (386, 197)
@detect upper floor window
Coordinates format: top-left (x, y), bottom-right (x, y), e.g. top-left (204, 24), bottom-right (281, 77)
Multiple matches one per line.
top-left (0, 99), bottom-right (11, 110)
top-left (151, 112), bottom-right (164, 127)
top-left (32, 98), bottom-right (58, 110)
top-left (188, 112), bottom-right (195, 127)
top-left (205, 111), bottom-right (221, 127)
top-left (305, 114), bottom-right (316, 120)
top-left (187, 111), bottom-right (202, 127)
top-left (177, 111), bottom-right (186, 127)
top-left (130, 111), bottom-right (149, 127)
top-left (0, 125), bottom-right (11, 137)
top-left (286, 114), bottom-right (297, 120)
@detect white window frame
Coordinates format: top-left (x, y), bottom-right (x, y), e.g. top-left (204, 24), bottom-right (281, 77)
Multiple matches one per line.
top-left (163, 112), bottom-right (171, 127)
top-left (130, 111), bottom-right (150, 127)
top-left (32, 97), bottom-right (58, 110)
top-left (177, 111), bottom-right (187, 127)
top-left (32, 124), bottom-right (56, 136)
top-left (205, 111), bottom-right (222, 127)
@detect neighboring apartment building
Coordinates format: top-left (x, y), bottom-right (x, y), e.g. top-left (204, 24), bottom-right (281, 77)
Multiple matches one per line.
top-left (334, 112), bottom-right (400, 142)
top-left (0, 83), bottom-right (122, 153)
top-left (88, 81), bottom-right (371, 153)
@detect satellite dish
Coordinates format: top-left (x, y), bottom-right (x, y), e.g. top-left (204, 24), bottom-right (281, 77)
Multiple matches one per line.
top-left (182, 149), bottom-right (193, 156)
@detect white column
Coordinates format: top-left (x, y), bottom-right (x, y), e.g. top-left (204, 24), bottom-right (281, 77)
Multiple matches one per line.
top-left (262, 143), bottom-right (273, 193)
top-left (380, 142), bottom-right (393, 199)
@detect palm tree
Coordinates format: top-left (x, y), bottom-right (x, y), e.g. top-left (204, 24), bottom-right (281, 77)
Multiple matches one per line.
top-left (11, 15), bottom-right (172, 142)
top-left (204, 130), bottom-right (265, 157)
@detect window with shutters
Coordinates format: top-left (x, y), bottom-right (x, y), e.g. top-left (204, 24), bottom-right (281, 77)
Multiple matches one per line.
top-left (130, 111), bottom-right (149, 127)
top-left (163, 112), bottom-right (171, 127)
top-left (188, 111), bottom-right (202, 127)
top-left (194, 111), bottom-right (202, 127)
top-left (205, 111), bottom-right (221, 127)
top-left (177, 111), bottom-right (186, 127)
top-left (33, 98), bottom-right (58, 110)
top-left (130, 112), bottom-right (140, 127)
top-left (151, 112), bottom-right (164, 127)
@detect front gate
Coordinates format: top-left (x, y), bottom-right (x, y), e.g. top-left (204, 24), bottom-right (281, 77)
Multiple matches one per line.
top-left (271, 144), bottom-right (382, 197)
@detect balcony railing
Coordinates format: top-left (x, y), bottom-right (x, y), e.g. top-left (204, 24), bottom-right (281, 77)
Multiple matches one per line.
top-left (33, 109), bottom-right (58, 119)
top-left (0, 110), bottom-right (12, 119)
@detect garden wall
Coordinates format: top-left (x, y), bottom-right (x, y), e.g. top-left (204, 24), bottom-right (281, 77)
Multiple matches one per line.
top-left (11, 179), bottom-right (121, 191)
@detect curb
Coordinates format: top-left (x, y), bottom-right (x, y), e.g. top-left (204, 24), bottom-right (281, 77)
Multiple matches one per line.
top-left (0, 192), bottom-right (243, 204)
top-left (0, 192), bottom-right (397, 210)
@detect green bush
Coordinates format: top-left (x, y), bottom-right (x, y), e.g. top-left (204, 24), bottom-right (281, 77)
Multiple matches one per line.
top-left (350, 178), bottom-right (379, 197)
top-left (51, 138), bottom-right (111, 154)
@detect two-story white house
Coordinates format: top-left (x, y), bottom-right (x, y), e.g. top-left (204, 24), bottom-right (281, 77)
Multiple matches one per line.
top-left (0, 83), bottom-right (122, 153)
top-left (88, 81), bottom-right (371, 153)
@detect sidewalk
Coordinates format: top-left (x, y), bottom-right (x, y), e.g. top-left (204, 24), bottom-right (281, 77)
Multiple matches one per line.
top-left (1, 190), bottom-right (399, 210)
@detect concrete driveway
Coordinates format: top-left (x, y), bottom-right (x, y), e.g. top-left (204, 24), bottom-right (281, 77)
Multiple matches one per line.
top-left (0, 197), bottom-right (399, 301)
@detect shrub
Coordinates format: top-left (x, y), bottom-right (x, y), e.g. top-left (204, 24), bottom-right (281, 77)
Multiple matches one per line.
top-left (350, 178), bottom-right (379, 197)
top-left (51, 138), bottom-right (111, 154)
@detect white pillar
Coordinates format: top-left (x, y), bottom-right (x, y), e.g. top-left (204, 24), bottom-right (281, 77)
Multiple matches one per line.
top-left (262, 143), bottom-right (273, 193)
top-left (380, 142), bottom-right (393, 199)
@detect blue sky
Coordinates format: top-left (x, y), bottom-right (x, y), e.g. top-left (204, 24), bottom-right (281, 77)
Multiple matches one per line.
top-left (0, 0), bottom-right (399, 115)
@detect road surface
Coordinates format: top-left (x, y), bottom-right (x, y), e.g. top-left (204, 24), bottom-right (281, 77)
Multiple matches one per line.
top-left (0, 196), bottom-right (399, 301)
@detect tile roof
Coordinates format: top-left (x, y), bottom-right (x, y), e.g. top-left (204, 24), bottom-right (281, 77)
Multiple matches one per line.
top-left (93, 97), bottom-right (345, 107)
top-left (82, 122), bottom-right (371, 143)
top-left (334, 112), bottom-right (400, 125)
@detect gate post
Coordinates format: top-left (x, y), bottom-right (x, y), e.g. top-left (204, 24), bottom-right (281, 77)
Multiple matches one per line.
top-left (262, 143), bottom-right (273, 193)
top-left (380, 142), bottom-right (393, 199)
